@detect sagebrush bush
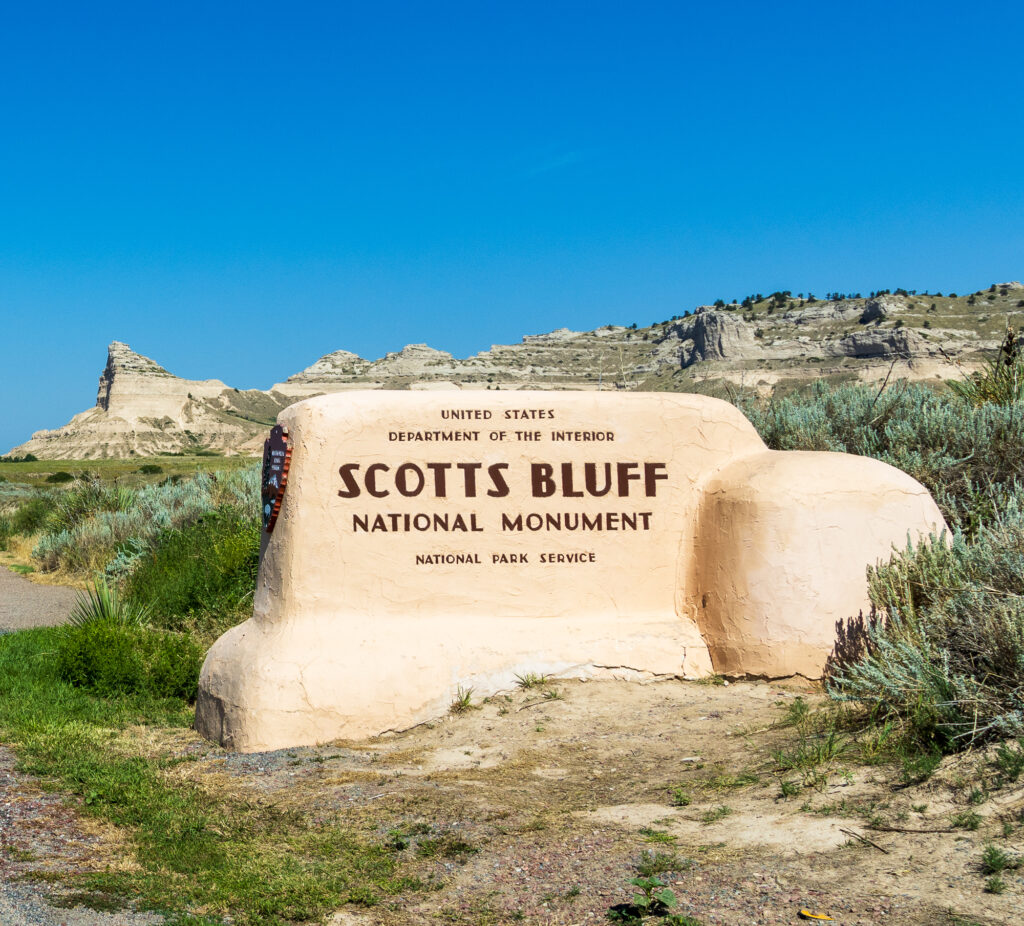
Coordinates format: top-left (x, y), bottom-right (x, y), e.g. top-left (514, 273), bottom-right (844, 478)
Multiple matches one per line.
top-left (32, 466), bottom-right (259, 576)
top-left (55, 621), bottom-right (204, 700)
top-left (827, 496), bottom-right (1024, 748)
top-left (739, 381), bottom-right (1024, 534)
top-left (738, 379), bottom-right (1024, 753)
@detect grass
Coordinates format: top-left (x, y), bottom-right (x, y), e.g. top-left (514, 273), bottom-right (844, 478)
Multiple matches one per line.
top-left (414, 834), bottom-right (478, 859)
top-left (701, 771), bottom-right (759, 791)
top-left (0, 455), bottom-right (255, 489)
top-left (0, 628), bottom-right (419, 924)
top-left (123, 508), bottom-right (260, 637)
top-left (772, 730), bottom-right (846, 775)
top-left (639, 827), bottom-right (677, 845)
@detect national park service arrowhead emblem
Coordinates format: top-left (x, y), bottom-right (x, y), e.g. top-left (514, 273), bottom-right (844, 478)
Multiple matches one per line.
top-left (261, 424), bottom-right (292, 533)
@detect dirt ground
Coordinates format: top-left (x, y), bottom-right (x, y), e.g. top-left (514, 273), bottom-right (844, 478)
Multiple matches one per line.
top-left (6, 676), bottom-right (1015, 926)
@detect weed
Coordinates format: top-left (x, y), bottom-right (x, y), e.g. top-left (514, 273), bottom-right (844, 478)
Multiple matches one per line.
top-left (639, 827), bottom-right (677, 845)
top-left (704, 771), bottom-right (759, 790)
top-left (542, 688), bottom-right (563, 701)
top-left (514, 672), bottom-right (550, 689)
top-left (778, 780), bottom-right (801, 798)
top-left (695, 674), bottom-right (726, 686)
top-left (634, 850), bottom-right (690, 877)
top-left (608, 876), bottom-right (678, 923)
top-left (386, 822), bottom-right (432, 851)
top-left (669, 786), bottom-right (691, 807)
top-left (968, 788), bottom-right (988, 806)
top-left (772, 730), bottom-right (846, 774)
top-left (55, 620), bottom-right (204, 701)
top-left (699, 806), bottom-right (732, 825)
top-left (951, 811), bottom-right (983, 831)
top-left (776, 696), bottom-right (810, 728)
top-left (901, 750), bottom-right (943, 784)
top-left (449, 685), bottom-right (477, 714)
top-left (124, 507), bottom-right (260, 636)
top-left (415, 834), bottom-right (478, 859)
top-left (950, 328), bottom-right (1024, 406)
top-left (981, 844), bottom-right (1021, 874)
top-left (984, 875), bottom-right (1006, 894)
top-left (992, 738), bottom-right (1024, 782)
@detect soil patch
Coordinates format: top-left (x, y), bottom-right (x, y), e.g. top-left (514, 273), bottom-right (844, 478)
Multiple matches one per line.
top-left (5, 677), bottom-right (1023, 925)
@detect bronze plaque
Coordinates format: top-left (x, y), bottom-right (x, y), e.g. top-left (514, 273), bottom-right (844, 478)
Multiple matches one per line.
top-left (261, 424), bottom-right (291, 533)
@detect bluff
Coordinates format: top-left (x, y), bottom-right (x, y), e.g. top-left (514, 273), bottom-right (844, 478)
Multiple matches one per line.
top-left (9, 283), bottom-right (1023, 458)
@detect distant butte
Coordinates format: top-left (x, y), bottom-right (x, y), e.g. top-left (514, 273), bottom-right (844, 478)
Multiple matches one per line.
top-left (9, 284), bottom-right (1022, 458)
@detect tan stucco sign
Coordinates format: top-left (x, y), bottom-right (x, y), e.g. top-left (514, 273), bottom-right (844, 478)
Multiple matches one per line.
top-left (196, 392), bottom-right (945, 752)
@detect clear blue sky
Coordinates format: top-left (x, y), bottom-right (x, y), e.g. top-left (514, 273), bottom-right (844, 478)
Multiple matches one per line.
top-left (2, 1), bottom-right (1022, 451)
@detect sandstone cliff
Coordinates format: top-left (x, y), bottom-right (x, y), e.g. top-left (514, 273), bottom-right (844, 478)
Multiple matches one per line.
top-left (9, 283), bottom-right (1023, 458)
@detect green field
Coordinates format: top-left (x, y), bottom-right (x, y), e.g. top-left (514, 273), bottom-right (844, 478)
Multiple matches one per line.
top-left (0, 455), bottom-right (257, 489)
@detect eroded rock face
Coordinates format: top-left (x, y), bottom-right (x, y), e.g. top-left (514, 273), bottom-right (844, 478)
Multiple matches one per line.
top-left (660, 311), bottom-right (760, 366)
top-left (96, 341), bottom-right (173, 410)
top-left (12, 342), bottom-right (273, 459)
top-left (830, 327), bottom-right (926, 359)
top-left (287, 350), bottom-right (370, 383)
top-left (367, 344), bottom-right (457, 377)
top-left (9, 283), bottom-right (1019, 458)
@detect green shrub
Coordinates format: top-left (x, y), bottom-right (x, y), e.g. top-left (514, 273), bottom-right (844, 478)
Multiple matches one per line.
top-left (137, 463), bottom-right (164, 475)
top-left (45, 471), bottom-right (74, 484)
top-left (124, 509), bottom-right (260, 634)
top-left (55, 621), bottom-right (204, 700)
top-left (11, 494), bottom-right (57, 534)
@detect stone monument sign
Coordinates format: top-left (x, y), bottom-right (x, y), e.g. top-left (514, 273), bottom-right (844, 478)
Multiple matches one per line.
top-left (196, 391), bottom-right (945, 752)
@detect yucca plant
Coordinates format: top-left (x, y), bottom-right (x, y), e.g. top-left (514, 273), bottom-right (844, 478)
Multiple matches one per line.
top-left (68, 579), bottom-right (150, 628)
top-left (949, 327), bottom-right (1024, 406)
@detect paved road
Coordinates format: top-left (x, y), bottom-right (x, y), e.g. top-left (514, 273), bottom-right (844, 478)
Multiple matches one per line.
top-left (0, 566), bottom-right (78, 632)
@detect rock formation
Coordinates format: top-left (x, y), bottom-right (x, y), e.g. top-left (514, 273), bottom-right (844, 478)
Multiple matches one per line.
top-left (8, 283), bottom-right (1022, 458)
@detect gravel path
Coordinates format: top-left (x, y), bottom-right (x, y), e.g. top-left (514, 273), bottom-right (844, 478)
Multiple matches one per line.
top-left (0, 566), bottom-right (78, 632)
top-left (0, 568), bottom-right (165, 924)
top-left (0, 880), bottom-right (163, 926)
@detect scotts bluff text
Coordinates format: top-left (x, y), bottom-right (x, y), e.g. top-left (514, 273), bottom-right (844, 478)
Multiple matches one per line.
top-left (337, 461), bottom-right (668, 499)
